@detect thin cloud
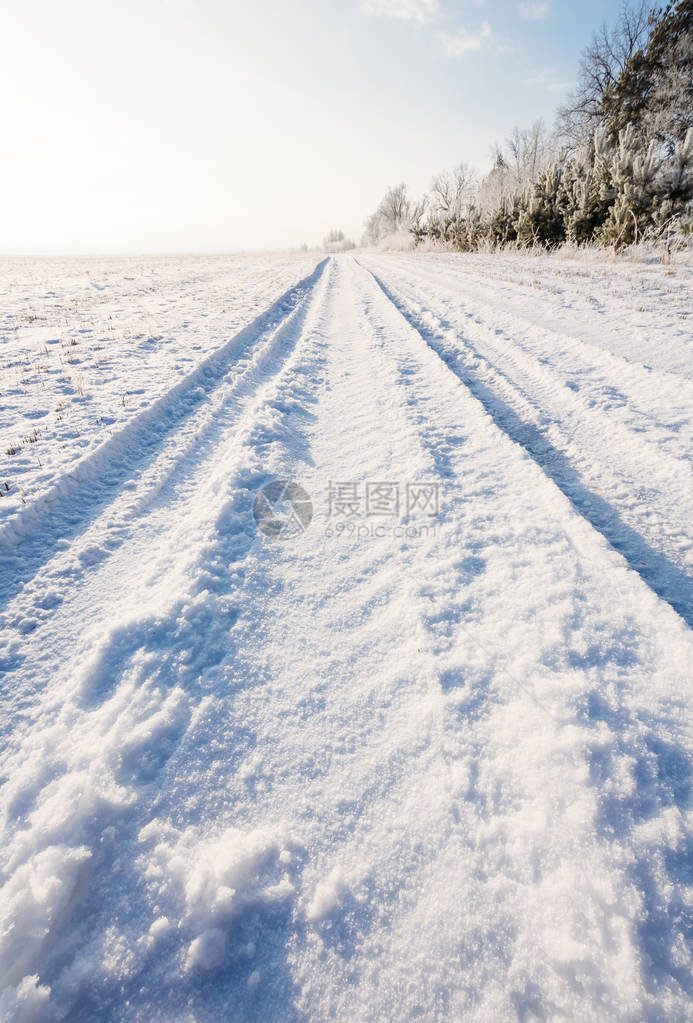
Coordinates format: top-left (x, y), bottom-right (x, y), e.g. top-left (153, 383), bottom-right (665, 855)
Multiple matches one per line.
top-left (518, 2), bottom-right (551, 20)
top-left (440, 21), bottom-right (492, 56)
top-left (526, 68), bottom-right (569, 92)
top-left (360, 0), bottom-right (440, 22)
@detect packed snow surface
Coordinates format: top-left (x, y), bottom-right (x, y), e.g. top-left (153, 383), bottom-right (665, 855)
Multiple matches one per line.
top-left (0, 250), bottom-right (691, 1022)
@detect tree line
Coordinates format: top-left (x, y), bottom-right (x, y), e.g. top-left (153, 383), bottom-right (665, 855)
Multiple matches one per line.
top-left (363, 0), bottom-right (693, 252)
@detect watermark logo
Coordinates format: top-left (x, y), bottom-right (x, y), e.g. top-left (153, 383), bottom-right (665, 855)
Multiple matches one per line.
top-left (324, 479), bottom-right (440, 542)
top-left (253, 480), bottom-right (313, 540)
top-left (327, 480), bottom-right (439, 518)
top-left (252, 478), bottom-right (440, 543)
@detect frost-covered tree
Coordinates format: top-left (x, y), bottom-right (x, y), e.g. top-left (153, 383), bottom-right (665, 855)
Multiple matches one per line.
top-left (322, 229), bottom-right (356, 253)
top-left (412, 122), bottom-right (692, 252)
top-left (362, 183), bottom-right (423, 245)
top-left (365, 2), bottom-right (693, 254)
top-left (596, 124), bottom-right (661, 244)
top-left (477, 122), bottom-right (555, 213)
top-left (557, 133), bottom-right (617, 243)
top-left (429, 163), bottom-right (476, 221)
top-left (603, 0), bottom-right (693, 150)
top-left (557, 1), bottom-right (652, 149)
top-left (417, 163), bottom-right (477, 244)
top-left (503, 121), bottom-right (555, 188)
top-left (642, 1), bottom-right (693, 148)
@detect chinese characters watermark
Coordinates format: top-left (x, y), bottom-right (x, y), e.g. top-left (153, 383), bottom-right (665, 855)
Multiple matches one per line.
top-left (326, 481), bottom-right (439, 519)
top-left (253, 479), bottom-right (441, 542)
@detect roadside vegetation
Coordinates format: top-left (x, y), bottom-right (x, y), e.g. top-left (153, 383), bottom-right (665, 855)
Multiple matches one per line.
top-left (364, 1), bottom-right (693, 254)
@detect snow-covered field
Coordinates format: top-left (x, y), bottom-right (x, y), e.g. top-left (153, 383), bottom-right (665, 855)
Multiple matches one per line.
top-left (1, 250), bottom-right (691, 1022)
top-left (0, 254), bottom-right (320, 527)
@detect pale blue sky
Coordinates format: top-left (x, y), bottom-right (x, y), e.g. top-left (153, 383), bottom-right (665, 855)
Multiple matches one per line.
top-left (0, 0), bottom-right (625, 253)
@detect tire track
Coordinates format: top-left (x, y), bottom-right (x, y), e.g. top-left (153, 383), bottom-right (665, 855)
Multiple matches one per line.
top-left (374, 251), bottom-right (693, 380)
top-left (0, 259), bottom-right (328, 611)
top-left (0, 261), bottom-right (334, 1020)
top-left (2, 254), bottom-right (692, 1022)
top-left (359, 258), bottom-right (693, 629)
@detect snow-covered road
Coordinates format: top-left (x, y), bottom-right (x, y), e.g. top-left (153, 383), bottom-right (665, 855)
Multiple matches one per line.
top-left (1, 253), bottom-right (692, 1022)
